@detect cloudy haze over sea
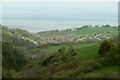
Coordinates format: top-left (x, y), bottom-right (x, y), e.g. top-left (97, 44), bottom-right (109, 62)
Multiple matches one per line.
top-left (1, 2), bottom-right (118, 32)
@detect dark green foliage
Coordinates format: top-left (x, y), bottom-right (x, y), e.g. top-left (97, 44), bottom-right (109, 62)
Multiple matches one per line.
top-left (82, 25), bottom-right (90, 28)
top-left (41, 46), bottom-right (77, 67)
top-left (2, 69), bottom-right (20, 78)
top-left (98, 40), bottom-right (120, 66)
top-left (94, 25), bottom-right (100, 27)
top-left (99, 40), bottom-right (113, 55)
top-left (41, 55), bottom-right (55, 66)
top-left (58, 47), bottom-right (66, 54)
top-left (37, 67), bottom-right (49, 77)
top-left (102, 24), bottom-right (111, 27)
top-left (81, 60), bottom-right (102, 73)
top-left (2, 43), bottom-right (26, 71)
top-left (67, 46), bottom-right (77, 56)
top-left (2, 68), bottom-right (11, 78)
top-left (103, 44), bottom-right (119, 65)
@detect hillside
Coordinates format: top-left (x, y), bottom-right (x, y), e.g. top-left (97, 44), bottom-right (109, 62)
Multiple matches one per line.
top-left (37, 25), bottom-right (118, 44)
top-left (1, 24), bottom-right (119, 78)
top-left (6, 40), bottom-right (118, 78)
top-left (1, 25), bottom-right (118, 46)
top-left (69, 26), bottom-right (118, 36)
top-left (1, 26), bottom-right (39, 47)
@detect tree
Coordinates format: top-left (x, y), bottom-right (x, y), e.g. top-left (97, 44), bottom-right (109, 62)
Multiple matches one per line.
top-left (104, 47), bottom-right (118, 65)
top-left (2, 43), bottom-right (26, 71)
top-left (104, 24), bottom-right (111, 27)
top-left (98, 40), bottom-right (113, 55)
top-left (94, 25), bottom-right (100, 27)
top-left (104, 43), bottom-right (120, 65)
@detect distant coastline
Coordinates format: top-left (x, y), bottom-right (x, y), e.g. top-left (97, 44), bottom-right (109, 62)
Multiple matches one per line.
top-left (1, 24), bottom-right (118, 33)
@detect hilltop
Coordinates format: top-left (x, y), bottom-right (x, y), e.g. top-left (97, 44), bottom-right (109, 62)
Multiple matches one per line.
top-left (1, 24), bottom-right (118, 46)
top-left (37, 25), bottom-right (118, 44)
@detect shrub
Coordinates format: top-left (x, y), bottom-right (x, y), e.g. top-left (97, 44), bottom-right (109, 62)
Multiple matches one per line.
top-left (2, 68), bottom-right (11, 78)
top-left (58, 47), bottom-right (66, 54)
top-left (68, 70), bottom-right (80, 78)
top-left (41, 55), bottom-right (55, 66)
top-left (2, 43), bottom-right (26, 71)
top-left (98, 41), bottom-right (120, 66)
top-left (37, 68), bottom-right (49, 78)
top-left (67, 46), bottom-right (77, 56)
top-left (106, 72), bottom-right (119, 78)
top-left (103, 44), bottom-right (119, 65)
top-left (99, 40), bottom-right (113, 55)
top-left (81, 60), bottom-right (102, 73)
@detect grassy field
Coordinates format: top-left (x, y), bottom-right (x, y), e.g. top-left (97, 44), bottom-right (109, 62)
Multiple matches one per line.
top-left (69, 27), bottom-right (118, 36)
top-left (75, 43), bottom-right (100, 60)
top-left (2, 29), bottom-right (14, 42)
top-left (30, 42), bottom-right (98, 54)
top-left (82, 65), bottom-right (119, 78)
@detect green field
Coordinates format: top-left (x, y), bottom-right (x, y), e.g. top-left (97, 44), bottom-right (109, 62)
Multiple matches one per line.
top-left (83, 65), bottom-right (119, 78)
top-left (75, 43), bottom-right (100, 60)
top-left (31, 42), bottom-right (98, 54)
top-left (69, 27), bottom-right (118, 36)
top-left (30, 42), bottom-right (100, 61)
top-left (2, 29), bottom-right (14, 42)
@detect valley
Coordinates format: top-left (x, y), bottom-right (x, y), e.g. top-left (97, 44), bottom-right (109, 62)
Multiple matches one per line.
top-left (1, 24), bottom-right (120, 78)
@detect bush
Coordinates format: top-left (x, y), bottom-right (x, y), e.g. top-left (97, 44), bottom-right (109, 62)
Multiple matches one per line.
top-left (67, 46), bottom-right (77, 56)
top-left (104, 44), bottom-right (119, 65)
top-left (2, 43), bottom-right (26, 71)
top-left (37, 67), bottom-right (49, 78)
top-left (81, 60), bottom-right (102, 73)
top-left (2, 68), bottom-right (11, 78)
top-left (58, 47), bottom-right (66, 54)
top-left (41, 55), bottom-right (55, 66)
top-left (98, 41), bottom-right (120, 66)
top-left (68, 70), bottom-right (80, 78)
top-left (99, 40), bottom-right (113, 55)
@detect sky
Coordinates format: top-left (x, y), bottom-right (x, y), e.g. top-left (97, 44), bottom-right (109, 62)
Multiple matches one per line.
top-left (0, 0), bottom-right (119, 2)
top-left (0, 2), bottom-right (118, 32)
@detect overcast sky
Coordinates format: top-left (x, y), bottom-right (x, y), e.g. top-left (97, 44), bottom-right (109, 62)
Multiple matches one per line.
top-left (0, 2), bottom-right (118, 32)
top-left (0, 0), bottom-right (119, 2)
